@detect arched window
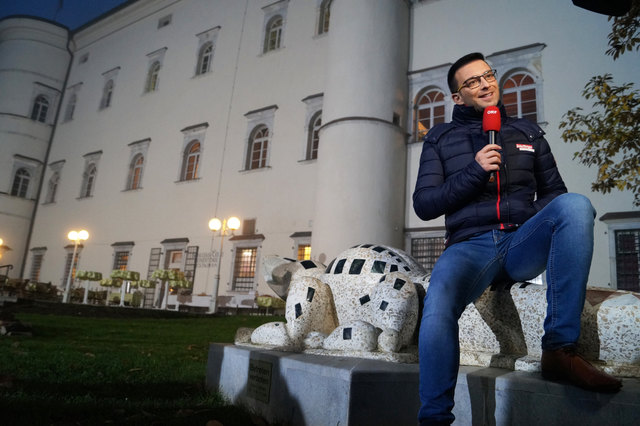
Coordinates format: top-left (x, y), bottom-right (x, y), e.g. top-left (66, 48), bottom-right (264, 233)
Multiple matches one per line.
top-left (182, 140), bottom-right (200, 181)
top-left (196, 42), bottom-right (213, 75)
top-left (318, 0), bottom-right (332, 35)
top-left (128, 154), bottom-right (144, 190)
top-left (502, 72), bottom-right (538, 123)
top-left (101, 80), bottom-right (114, 108)
top-left (31, 95), bottom-right (49, 123)
top-left (45, 172), bottom-right (60, 203)
top-left (247, 125), bottom-right (269, 170)
top-left (307, 111), bottom-right (322, 160)
top-left (65, 94), bottom-right (77, 121)
top-left (146, 61), bottom-right (161, 92)
top-left (81, 163), bottom-right (97, 198)
top-left (11, 168), bottom-right (30, 198)
top-left (414, 88), bottom-right (446, 141)
top-left (264, 16), bottom-right (283, 53)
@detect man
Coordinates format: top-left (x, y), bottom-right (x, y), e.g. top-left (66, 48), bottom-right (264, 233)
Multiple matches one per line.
top-left (413, 52), bottom-right (622, 425)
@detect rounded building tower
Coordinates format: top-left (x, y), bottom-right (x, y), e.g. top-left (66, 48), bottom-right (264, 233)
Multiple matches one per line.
top-left (0, 17), bottom-right (70, 276)
top-left (312, 0), bottom-right (410, 262)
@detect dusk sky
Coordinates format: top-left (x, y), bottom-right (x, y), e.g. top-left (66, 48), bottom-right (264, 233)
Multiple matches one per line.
top-left (0, 0), bottom-right (131, 30)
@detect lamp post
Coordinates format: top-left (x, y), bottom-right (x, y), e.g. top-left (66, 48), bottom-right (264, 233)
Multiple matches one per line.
top-left (62, 229), bottom-right (89, 303)
top-left (208, 216), bottom-right (240, 313)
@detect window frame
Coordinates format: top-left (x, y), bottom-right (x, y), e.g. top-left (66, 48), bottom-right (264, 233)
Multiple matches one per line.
top-left (127, 153), bottom-right (145, 190)
top-left (501, 71), bottom-right (538, 123)
top-left (11, 168), bottom-right (31, 198)
top-left (600, 212), bottom-right (640, 291)
top-left (487, 43), bottom-right (546, 125)
top-left (146, 61), bottom-right (161, 92)
top-left (31, 95), bottom-right (49, 123)
top-left (260, 0), bottom-right (289, 55)
top-left (246, 125), bottom-right (270, 170)
top-left (306, 110), bottom-right (322, 160)
top-left (317, 0), bottom-right (332, 36)
top-left (413, 87), bottom-right (447, 142)
top-left (181, 140), bottom-right (201, 181)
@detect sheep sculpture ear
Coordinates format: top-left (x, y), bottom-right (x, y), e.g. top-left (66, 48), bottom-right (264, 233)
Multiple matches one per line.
top-left (261, 255), bottom-right (296, 300)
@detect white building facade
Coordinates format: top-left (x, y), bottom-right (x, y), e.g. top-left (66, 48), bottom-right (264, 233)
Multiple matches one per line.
top-left (1, 0), bottom-right (638, 307)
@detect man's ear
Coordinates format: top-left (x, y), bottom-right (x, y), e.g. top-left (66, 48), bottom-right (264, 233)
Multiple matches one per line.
top-left (451, 92), bottom-right (465, 105)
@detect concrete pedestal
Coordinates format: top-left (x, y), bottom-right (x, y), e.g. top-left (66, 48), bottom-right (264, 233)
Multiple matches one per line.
top-left (206, 344), bottom-right (640, 425)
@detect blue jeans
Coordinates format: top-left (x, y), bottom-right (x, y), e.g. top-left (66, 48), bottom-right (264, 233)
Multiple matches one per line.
top-left (418, 193), bottom-right (595, 425)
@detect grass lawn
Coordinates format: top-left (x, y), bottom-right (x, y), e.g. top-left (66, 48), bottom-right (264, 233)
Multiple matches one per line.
top-left (0, 305), bottom-right (283, 425)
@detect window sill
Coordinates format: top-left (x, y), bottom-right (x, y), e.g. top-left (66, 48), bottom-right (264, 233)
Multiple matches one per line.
top-left (175, 178), bottom-right (201, 184)
top-left (239, 166), bottom-right (271, 174)
top-left (297, 158), bottom-right (317, 164)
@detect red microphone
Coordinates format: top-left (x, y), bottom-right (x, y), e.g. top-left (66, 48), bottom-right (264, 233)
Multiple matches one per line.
top-left (483, 106), bottom-right (501, 146)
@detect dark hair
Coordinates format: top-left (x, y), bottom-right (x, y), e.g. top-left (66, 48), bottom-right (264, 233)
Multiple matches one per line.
top-left (447, 52), bottom-right (486, 93)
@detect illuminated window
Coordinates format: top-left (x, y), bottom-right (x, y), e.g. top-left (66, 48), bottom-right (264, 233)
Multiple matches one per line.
top-left (232, 247), bottom-right (257, 291)
top-left (297, 244), bottom-right (312, 261)
top-left (181, 141), bottom-right (200, 181)
top-left (128, 154), bottom-right (144, 190)
top-left (414, 88), bottom-right (446, 142)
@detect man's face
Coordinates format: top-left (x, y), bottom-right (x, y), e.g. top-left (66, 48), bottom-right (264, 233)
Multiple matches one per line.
top-left (451, 60), bottom-right (500, 111)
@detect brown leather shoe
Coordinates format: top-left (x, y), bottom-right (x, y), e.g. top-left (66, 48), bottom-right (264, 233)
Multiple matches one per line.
top-left (541, 346), bottom-right (622, 392)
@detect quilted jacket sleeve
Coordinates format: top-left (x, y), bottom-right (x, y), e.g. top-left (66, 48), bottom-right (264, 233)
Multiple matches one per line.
top-left (412, 126), bottom-right (489, 221)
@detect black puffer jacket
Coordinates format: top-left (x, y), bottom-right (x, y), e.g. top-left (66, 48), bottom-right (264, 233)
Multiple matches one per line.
top-left (413, 103), bottom-right (567, 246)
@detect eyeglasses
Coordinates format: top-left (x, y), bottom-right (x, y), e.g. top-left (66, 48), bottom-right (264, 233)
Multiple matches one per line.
top-left (456, 69), bottom-right (498, 92)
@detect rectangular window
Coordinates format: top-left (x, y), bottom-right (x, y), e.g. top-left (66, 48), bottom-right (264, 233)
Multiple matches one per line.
top-left (113, 251), bottom-right (129, 271)
top-left (232, 247), bottom-right (257, 291)
top-left (62, 251), bottom-right (79, 286)
top-left (615, 229), bottom-right (640, 292)
top-left (30, 253), bottom-right (44, 282)
top-left (184, 246), bottom-right (199, 283)
top-left (411, 237), bottom-right (445, 274)
top-left (297, 244), bottom-right (311, 261)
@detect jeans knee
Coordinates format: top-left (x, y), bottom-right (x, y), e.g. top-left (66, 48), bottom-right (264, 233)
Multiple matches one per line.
top-left (555, 193), bottom-right (595, 222)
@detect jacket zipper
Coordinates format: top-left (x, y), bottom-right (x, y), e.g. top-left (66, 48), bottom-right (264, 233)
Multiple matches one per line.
top-left (496, 171), bottom-right (504, 230)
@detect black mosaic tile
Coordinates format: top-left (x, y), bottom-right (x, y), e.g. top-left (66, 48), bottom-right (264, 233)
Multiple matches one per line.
top-left (359, 294), bottom-right (370, 305)
top-left (372, 246), bottom-right (386, 253)
top-left (301, 260), bottom-right (316, 269)
top-left (393, 278), bottom-right (406, 290)
top-left (343, 328), bottom-right (352, 340)
top-left (335, 259), bottom-right (346, 274)
top-left (295, 303), bottom-right (302, 318)
top-left (349, 259), bottom-right (365, 274)
top-left (379, 301), bottom-right (389, 311)
top-left (390, 264), bottom-right (398, 272)
top-left (306, 287), bottom-right (315, 302)
top-left (371, 260), bottom-right (386, 274)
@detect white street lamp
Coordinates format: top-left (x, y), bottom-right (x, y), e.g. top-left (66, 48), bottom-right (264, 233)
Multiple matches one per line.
top-left (62, 229), bottom-right (89, 303)
top-left (208, 216), bottom-right (240, 313)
